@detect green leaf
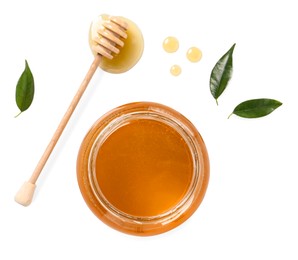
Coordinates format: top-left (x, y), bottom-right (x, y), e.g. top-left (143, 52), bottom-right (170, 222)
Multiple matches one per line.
top-left (210, 43), bottom-right (236, 105)
top-left (228, 98), bottom-right (282, 119)
top-left (15, 60), bottom-right (35, 117)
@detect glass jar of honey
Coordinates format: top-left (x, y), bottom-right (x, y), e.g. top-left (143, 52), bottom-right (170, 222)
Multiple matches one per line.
top-left (77, 102), bottom-right (209, 236)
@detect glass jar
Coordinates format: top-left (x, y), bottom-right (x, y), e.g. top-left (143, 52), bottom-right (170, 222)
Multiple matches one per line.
top-left (77, 102), bottom-right (209, 236)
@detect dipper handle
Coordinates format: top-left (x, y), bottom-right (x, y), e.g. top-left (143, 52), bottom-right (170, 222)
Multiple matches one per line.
top-left (15, 55), bottom-right (101, 206)
top-left (15, 16), bottom-right (128, 206)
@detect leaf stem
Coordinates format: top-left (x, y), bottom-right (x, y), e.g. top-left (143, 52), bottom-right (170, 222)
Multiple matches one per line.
top-left (14, 111), bottom-right (22, 118)
top-left (227, 112), bottom-right (233, 119)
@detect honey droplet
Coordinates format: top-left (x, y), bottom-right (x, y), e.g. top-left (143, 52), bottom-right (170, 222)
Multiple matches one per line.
top-left (163, 37), bottom-right (179, 53)
top-left (186, 47), bottom-right (202, 62)
top-left (170, 65), bottom-right (182, 76)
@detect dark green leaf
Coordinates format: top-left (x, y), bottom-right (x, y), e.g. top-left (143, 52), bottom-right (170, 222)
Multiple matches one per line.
top-left (210, 43), bottom-right (236, 105)
top-left (229, 98), bottom-right (282, 119)
top-left (15, 60), bottom-right (34, 117)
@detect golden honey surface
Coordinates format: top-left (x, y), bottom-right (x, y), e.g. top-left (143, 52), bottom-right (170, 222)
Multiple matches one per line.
top-left (95, 119), bottom-right (193, 217)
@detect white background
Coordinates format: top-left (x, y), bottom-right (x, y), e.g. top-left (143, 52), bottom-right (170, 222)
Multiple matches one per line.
top-left (1, 0), bottom-right (297, 259)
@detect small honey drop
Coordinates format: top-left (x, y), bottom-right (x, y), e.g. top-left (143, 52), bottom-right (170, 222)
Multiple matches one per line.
top-left (170, 65), bottom-right (182, 76)
top-left (186, 47), bottom-right (202, 62)
top-left (163, 37), bottom-right (179, 53)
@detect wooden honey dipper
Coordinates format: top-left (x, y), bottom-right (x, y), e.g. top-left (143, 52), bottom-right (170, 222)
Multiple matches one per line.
top-left (15, 16), bottom-right (128, 206)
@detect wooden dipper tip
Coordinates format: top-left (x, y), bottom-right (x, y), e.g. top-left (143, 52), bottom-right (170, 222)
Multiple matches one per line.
top-left (15, 181), bottom-right (36, 206)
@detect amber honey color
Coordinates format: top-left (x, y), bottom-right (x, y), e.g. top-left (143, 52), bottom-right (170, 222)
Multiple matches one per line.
top-left (95, 119), bottom-right (193, 217)
top-left (77, 102), bottom-right (209, 236)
